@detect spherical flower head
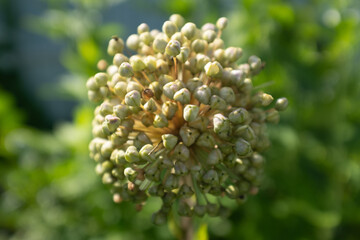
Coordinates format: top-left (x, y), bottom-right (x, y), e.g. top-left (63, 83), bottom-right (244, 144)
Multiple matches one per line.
top-left (87, 14), bottom-right (288, 224)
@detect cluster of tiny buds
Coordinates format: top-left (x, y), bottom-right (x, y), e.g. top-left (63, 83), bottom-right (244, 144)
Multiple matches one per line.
top-left (87, 14), bottom-right (288, 225)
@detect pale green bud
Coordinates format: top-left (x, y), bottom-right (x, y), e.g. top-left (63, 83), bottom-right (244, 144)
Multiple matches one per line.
top-left (137, 23), bottom-right (149, 34)
top-left (139, 144), bottom-right (154, 162)
top-left (107, 36), bottom-right (124, 55)
top-left (248, 55), bottom-right (261, 70)
top-left (219, 87), bottom-right (235, 104)
top-left (153, 113), bottom-right (168, 128)
top-left (126, 34), bottom-right (140, 50)
top-left (173, 143), bottom-right (190, 161)
top-left (186, 77), bottom-right (202, 93)
top-left (164, 174), bottom-right (179, 190)
top-left (169, 14), bottom-right (185, 28)
top-left (196, 132), bottom-right (216, 148)
top-left (171, 32), bottom-right (185, 44)
top-left (173, 88), bottom-right (191, 104)
top-left (196, 53), bottom-right (211, 71)
top-left (178, 184), bottom-right (194, 198)
top-left (275, 97), bottom-right (288, 111)
top-left (183, 105), bottom-right (199, 122)
top-left (145, 166), bottom-right (160, 181)
top-left (174, 161), bottom-right (188, 175)
top-left (202, 29), bottom-right (216, 43)
top-left (203, 169), bottom-right (219, 184)
top-left (225, 185), bottom-right (240, 199)
top-left (176, 47), bottom-right (190, 63)
top-left (158, 74), bottom-right (174, 86)
top-left (139, 32), bottom-right (154, 45)
top-left (111, 132), bottom-right (127, 147)
top-left (144, 55), bottom-right (157, 72)
top-left (86, 77), bottom-right (98, 91)
top-left (216, 17), bottom-right (228, 30)
top-left (162, 21), bottom-right (178, 38)
top-left (234, 138), bottom-right (252, 156)
top-left (210, 95), bottom-right (227, 110)
top-left (99, 102), bottom-right (113, 116)
top-left (229, 108), bottom-right (250, 124)
top-left (179, 126), bottom-right (200, 147)
top-left (113, 104), bottom-right (129, 120)
top-left (207, 148), bottom-right (223, 165)
top-left (163, 82), bottom-right (180, 99)
top-left (100, 141), bottom-right (114, 158)
top-left (126, 81), bottom-right (142, 93)
top-left (125, 146), bottom-right (140, 163)
top-left (202, 23), bottom-right (216, 31)
top-left (119, 62), bottom-right (133, 77)
top-left (94, 72), bottom-right (108, 86)
top-left (181, 22), bottom-right (196, 39)
top-left (149, 81), bottom-right (162, 99)
top-left (101, 160), bottom-right (114, 173)
top-left (251, 153), bottom-right (264, 168)
top-left (165, 39), bottom-right (181, 56)
top-left (162, 101), bottom-right (178, 119)
top-left (124, 167), bottom-right (138, 181)
top-left (144, 98), bottom-right (157, 112)
top-left (213, 113), bottom-right (230, 134)
top-left (233, 125), bottom-right (256, 141)
top-left (141, 112), bottom-right (154, 127)
top-left (230, 69), bottom-right (246, 88)
top-left (134, 132), bottom-right (152, 150)
top-left (194, 85), bottom-right (211, 104)
top-left (162, 134), bottom-right (178, 150)
top-left (204, 61), bottom-right (223, 77)
top-left (113, 53), bottom-right (128, 66)
top-left (210, 38), bottom-right (224, 50)
top-left (103, 115), bottom-right (121, 133)
top-left (125, 90), bottom-right (141, 107)
top-left (224, 47), bottom-right (242, 63)
top-left (130, 56), bottom-right (146, 72)
top-left (266, 109), bottom-right (280, 124)
top-left (188, 116), bottom-right (209, 132)
top-left (192, 39), bottom-right (207, 53)
top-left (153, 36), bottom-right (168, 53)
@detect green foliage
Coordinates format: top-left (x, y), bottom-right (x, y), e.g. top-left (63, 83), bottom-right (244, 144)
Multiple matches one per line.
top-left (1, 0), bottom-right (360, 239)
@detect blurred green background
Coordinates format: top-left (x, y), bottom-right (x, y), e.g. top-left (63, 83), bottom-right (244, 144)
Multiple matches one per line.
top-left (1, 0), bottom-right (360, 239)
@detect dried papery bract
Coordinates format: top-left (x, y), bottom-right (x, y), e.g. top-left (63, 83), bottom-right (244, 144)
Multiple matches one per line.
top-left (87, 14), bottom-right (288, 225)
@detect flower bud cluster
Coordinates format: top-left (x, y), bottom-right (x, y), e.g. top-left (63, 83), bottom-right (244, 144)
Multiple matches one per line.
top-left (87, 14), bottom-right (288, 224)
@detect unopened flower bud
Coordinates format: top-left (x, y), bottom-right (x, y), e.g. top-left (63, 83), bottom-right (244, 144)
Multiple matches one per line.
top-left (229, 108), bottom-right (250, 124)
top-left (107, 36), bottom-right (124, 55)
top-left (162, 101), bottom-right (178, 119)
top-left (181, 22), bottom-right (196, 39)
top-left (203, 169), bottom-right (219, 184)
top-left (213, 113), bottom-right (230, 134)
top-left (126, 34), bottom-right (140, 50)
top-left (130, 56), bottom-right (146, 72)
top-left (183, 105), bottom-right (199, 122)
top-left (192, 39), bottom-right (207, 53)
top-left (176, 47), bottom-right (190, 63)
top-left (275, 97), bottom-right (288, 111)
top-left (194, 85), bottom-right (211, 104)
top-left (125, 90), bottom-right (141, 107)
top-left (210, 95), bottom-right (227, 110)
top-left (179, 126), bottom-right (200, 147)
top-left (173, 143), bottom-right (190, 161)
top-left (174, 161), bottom-right (188, 175)
top-left (204, 61), bottom-right (223, 77)
top-left (153, 113), bottom-right (168, 128)
top-left (165, 39), bottom-right (181, 56)
top-left (216, 17), bottom-right (228, 30)
top-left (173, 88), bottom-right (191, 104)
top-left (119, 62), bottom-right (134, 77)
top-left (162, 134), bottom-right (178, 150)
top-left (170, 14), bottom-right (185, 28)
top-left (234, 138), bottom-right (252, 156)
top-left (162, 21), bottom-right (178, 38)
top-left (225, 47), bottom-right (242, 63)
top-left (248, 55), bottom-right (261, 70)
top-left (153, 36), bottom-right (168, 53)
top-left (94, 72), bottom-right (108, 86)
top-left (144, 98), bottom-right (157, 112)
top-left (196, 132), bottom-right (216, 148)
top-left (137, 23), bottom-right (149, 34)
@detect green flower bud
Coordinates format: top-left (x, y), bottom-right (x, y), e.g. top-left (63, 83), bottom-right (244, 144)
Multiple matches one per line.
top-left (210, 95), bottom-right (227, 110)
top-left (224, 47), bottom-right (242, 63)
top-left (126, 81), bottom-right (142, 93)
top-left (148, 184), bottom-right (165, 197)
top-left (145, 166), bottom-right (160, 181)
top-left (177, 201), bottom-right (192, 217)
top-left (213, 113), bottom-right (230, 134)
top-left (173, 88), bottom-right (191, 104)
top-left (230, 69), bottom-right (246, 87)
top-left (219, 87), bottom-right (235, 104)
top-left (99, 102), bottom-right (113, 116)
top-left (179, 126), bottom-right (200, 147)
top-left (234, 138), bottom-right (252, 156)
top-left (159, 155), bottom-right (173, 168)
top-left (134, 132), bottom-right (152, 150)
top-left (207, 148), bottom-right (223, 165)
top-left (165, 39), bottom-right (181, 56)
top-left (194, 204), bottom-right (206, 217)
top-left (266, 109), bottom-right (280, 124)
top-left (176, 47), bottom-right (190, 63)
top-left (101, 160), bottom-right (114, 173)
top-left (113, 104), bottom-right (129, 120)
top-left (170, 14), bottom-right (185, 28)
top-left (275, 97), bottom-right (288, 111)
top-left (164, 174), bottom-right (179, 190)
top-left (162, 134), bottom-right (178, 150)
top-left (102, 172), bottom-right (115, 185)
top-left (183, 105), bottom-right (199, 122)
top-left (225, 185), bottom-right (240, 199)
top-left (101, 141), bottom-right (114, 158)
top-left (202, 29), bottom-right (217, 43)
top-left (178, 184), bottom-right (194, 198)
top-left (144, 98), bottom-right (157, 112)
top-left (151, 211), bottom-right (167, 225)
top-left (203, 169), bottom-right (219, 184)
top-left (104, 115), bottom-right (121, 133)
top-left (233, 125), bottom-right (256, 141)
top-left (186, 77), bottom-right (202, 93)
top-left (112, 166), bottom-right (125, 180)
top-left (153, 36), bottom-right (168, 53)
top-left (139, 144), bottom-right (155, 162)
top-left (162, 101), bottom-right (178, 120)
top-left (114, 149), bottom-right (126, 165)
top-left (210, 38), bottom-right (225, 50)
top-left (126, 34), bottom-right (140, 50)
top-left (188, 116), bottom-right (209, 132)
top-left (124, 167), bottom-right (138, 182)
top-left (125, 90), bottom-right (141, 107)
top-left (137, 23), bottom-right (149, 34)
top-left (171, 32), bottom-right (185, 44)
top-left (149, 81), bottom-right (162, 99)
top-left (119, 62), bottom-right (134, 77)
top-left (94, 72), bottom-right (108, 86)
top-left (173, 143), bottom-right (190, 161)
top-left (153, 113), bottom-right (169, 128)
top-left (174, 161), bottom-right (188, 175)
top-left (162, 20), bottom-right (178, 38)
top-left (144, 55), bottom-right (157, 72)
top-left (125, 146), bottom-right (140, 163)
top-left (251, 153), bottom-right (264, 168)
top-left (163, 82), bottom-right (180, 99)
top-left (194, 85), bottom-right (211, 104)
top-left (158, 74), bottom-right (173, 86)
top-left (192, 39), bottom-right (207, 53)
top-left (111, 132), bottom-right (127, 147)
top-left (216, 17), bottom-right (228, 30)
top-left (202, 23), bottom-right (216, 31)
top-left (139, 32), bottom-right (154, 45)
top-left (181, 22), bottom-right (197, 39)
top-left (107, 36), bottom-right (124, 55)
top-left (229, 108), bottom-right (250, 124)
top-left (86, 77), bottom-right (98, 90)
top-left (204, 61), bottom-right (223, 77)
top-left (122, 118), bottom-right (135, 132)
top-left (130, 56), bottom-right (146, 72)
top-left (196, 132), bottom-right (216, 148)
top-left (113, 53), bottom-right (128, 66)
top-left (248, 55), bottom-right (261, 70)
